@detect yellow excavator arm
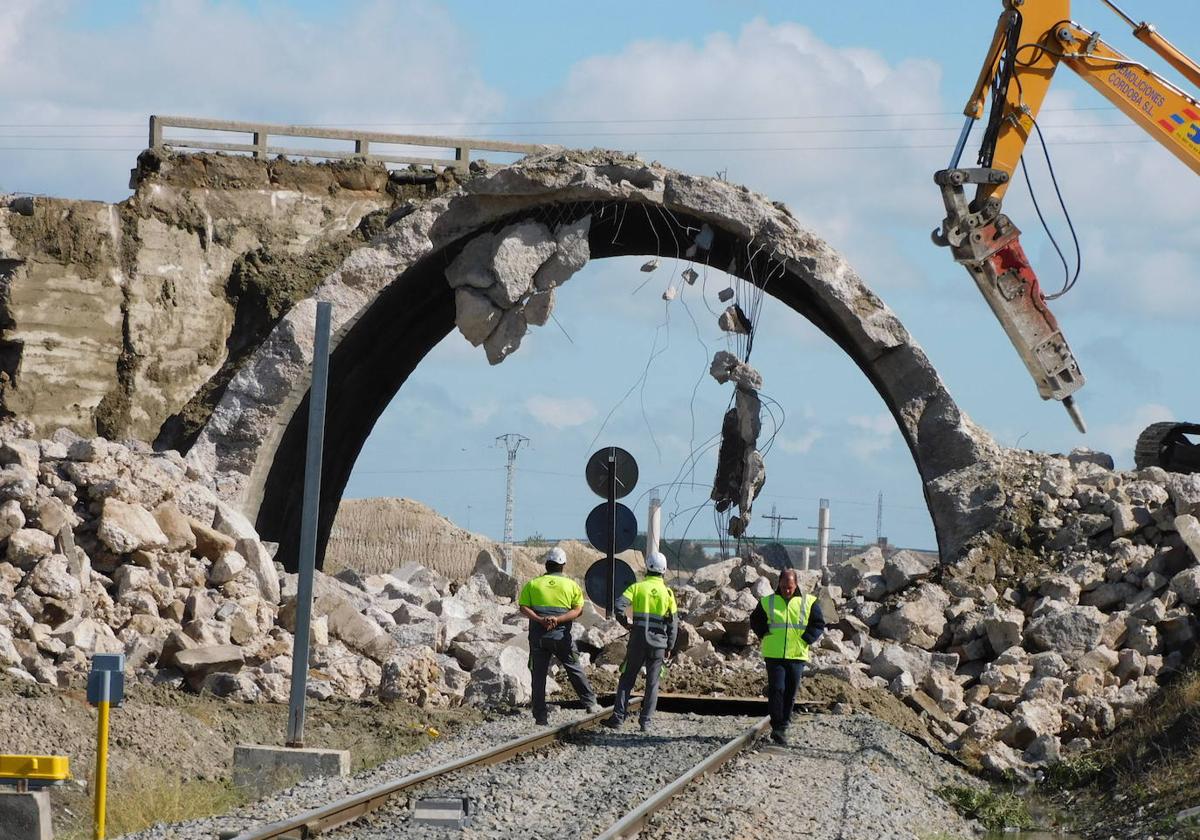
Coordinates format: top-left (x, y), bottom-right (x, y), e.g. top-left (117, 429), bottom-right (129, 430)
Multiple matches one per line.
top-left (933, 0), bottom-right (1200, 432)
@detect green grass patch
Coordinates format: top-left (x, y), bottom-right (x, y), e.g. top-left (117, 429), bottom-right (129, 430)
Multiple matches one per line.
top-left (57, 767), bottom-right (248, 840)
top-left (937, 786), bottom-right (1033, 831)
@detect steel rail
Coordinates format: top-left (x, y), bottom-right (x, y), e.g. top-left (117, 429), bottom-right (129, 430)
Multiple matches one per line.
top-left (227, 701), bottom-right (640, 840)
top-left (593, 715), bottom-right (771, 840)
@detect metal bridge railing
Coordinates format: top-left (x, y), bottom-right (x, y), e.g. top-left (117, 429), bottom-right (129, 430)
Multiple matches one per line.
top-left (148, 114), bottom-right (547, 172)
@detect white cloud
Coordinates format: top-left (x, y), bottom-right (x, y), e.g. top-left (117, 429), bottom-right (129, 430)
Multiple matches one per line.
top-left (775, 430), bottom-right (823, 455)
top-left (846, 412), bottom-right (898, 460)
top-left (1090, 402), bottom-right (1175, 469)
top-left (0, 1), bottom-right (504, 200)
top-left (540, 19), bottom-right (945, 295)
top-left (468, 401), bottom-right (500, 427)
top-left (525, 395), bottom-right (597, 429)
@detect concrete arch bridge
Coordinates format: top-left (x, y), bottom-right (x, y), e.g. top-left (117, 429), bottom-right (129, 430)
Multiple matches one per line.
top-left (174, 150), bottom-right (1009, 569)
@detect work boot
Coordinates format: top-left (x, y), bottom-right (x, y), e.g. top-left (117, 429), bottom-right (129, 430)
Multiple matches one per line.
top-left (534, 715), bottom-right (549, 726)
top-left (601, 715), bottom-right (623, 729)
top-left (770, 728), bottom-right (788, 746)
top-left (585, 702), bottom-right (603, 714)
top-left (639, 720), bottom-right (652, 733)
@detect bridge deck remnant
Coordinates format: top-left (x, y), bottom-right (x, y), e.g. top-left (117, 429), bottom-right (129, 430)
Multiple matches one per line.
top-left (149, 114), bottom-right (548, 171)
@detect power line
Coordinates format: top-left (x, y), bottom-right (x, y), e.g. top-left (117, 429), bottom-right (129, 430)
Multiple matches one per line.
top-left (762, 503), bottom-right (799, 541)
top-left (0, 106), bottom-right (1119, 131)
top-left (0, 138), bottom-right (1161, 154)
top-left (0, 122), bottom-right (1143, 140)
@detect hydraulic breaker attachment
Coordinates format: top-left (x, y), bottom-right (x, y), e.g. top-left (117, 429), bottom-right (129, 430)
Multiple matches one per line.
top-left (933, 167), bottom-right (1087, 433)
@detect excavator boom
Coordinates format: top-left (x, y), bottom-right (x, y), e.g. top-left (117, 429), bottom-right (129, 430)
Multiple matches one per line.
top-left (935, 0), bottom-right (1200, 437)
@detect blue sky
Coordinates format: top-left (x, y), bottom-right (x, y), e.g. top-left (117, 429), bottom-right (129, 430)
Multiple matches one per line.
top-left (3, 1), bottom-right (1199, 552)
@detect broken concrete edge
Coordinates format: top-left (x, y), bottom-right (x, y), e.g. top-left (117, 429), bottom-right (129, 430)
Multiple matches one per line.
top-left (0, 790), bottom-right (52, 840)
top-left (188, 149), bottom-right (995, 566)
top-left (231, 743), bottom-right (350, 796)
top-left (0, 153), bottom-right (439, 446)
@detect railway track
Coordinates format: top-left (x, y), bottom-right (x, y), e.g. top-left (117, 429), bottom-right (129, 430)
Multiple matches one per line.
top-left (227, 696), bottom-right (774, 840)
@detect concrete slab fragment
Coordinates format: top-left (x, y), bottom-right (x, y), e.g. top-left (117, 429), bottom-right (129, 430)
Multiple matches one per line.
top-left (233, 743), bottom-right (350, 796)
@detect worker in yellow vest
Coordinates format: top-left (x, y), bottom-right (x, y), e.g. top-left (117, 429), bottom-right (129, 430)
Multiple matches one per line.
top-left (749, 567), bottom-right (825, 745)
top-left (518, 547), bottom-right (601, 726)
top-left (603, 551), bottom-right (678, 733)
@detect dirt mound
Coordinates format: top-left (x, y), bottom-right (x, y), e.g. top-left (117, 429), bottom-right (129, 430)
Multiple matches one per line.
top-left (0, 672), bottom-right (477, 837)
top-left (325, 498), bottom-right (499, 580)
top-left (326, 497), bottom-right (643, 583)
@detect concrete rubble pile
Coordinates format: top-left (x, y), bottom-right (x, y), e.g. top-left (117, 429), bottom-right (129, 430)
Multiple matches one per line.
top-left (0, 424), bottom-right (295, 698)
top-left (7, 407), bottom-right (1200, 785)
top-left (0, 421), bottom-right (579, 708)
top-left (774, 446), bottom-right (1200, 780)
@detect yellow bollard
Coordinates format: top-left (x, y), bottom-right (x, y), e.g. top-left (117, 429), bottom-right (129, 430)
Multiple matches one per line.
top-left (94, 698), bottom-right (110, 840)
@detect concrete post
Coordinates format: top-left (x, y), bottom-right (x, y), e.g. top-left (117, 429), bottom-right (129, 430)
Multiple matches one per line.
top-left (0, 791), bottom-right (52, 840)
top-left (647, 491), bottom-right (662, 559)
top-left (253, 130), bottom-right (267, 160)
top-left (801, 546), bottom-right (812, 571)
top-left (286, 301), bottom-right (331, 748)
top-left (817, 499), bottom-right (830, 568)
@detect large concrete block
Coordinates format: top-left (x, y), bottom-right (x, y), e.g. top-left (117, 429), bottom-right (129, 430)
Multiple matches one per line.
top-left (233, 744), bottom-right (350, 796)
top-left (0, 790), bottom-right (52, 840)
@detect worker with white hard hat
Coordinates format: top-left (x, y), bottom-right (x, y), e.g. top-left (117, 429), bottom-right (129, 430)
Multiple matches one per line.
top-left (517, 546), bottom-right (600, 725)
top-left (604, 551), bottom-right (678, 733)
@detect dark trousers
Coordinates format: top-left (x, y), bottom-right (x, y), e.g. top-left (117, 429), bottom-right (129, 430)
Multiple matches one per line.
top-left (765, 658), bottom-right (806, 732)
top-left (530, 641), bottom-right (596, 722)
top-left (613, 638), bottom-right (666, 724)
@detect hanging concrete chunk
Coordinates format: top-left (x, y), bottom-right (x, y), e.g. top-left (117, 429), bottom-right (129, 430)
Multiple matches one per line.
top-left (711, 408), bottom-right (744, 513)
top-left (709, 350), bottom-right (763, 390)
top-left (735, 387), bottom-right (762, 445)
top-left (445, 233), bottom-right (498, 290)
top-left (718, 304), bottom-right (751, 334)
top-left (739, 449), bottom-right (766, 513)
top-left (718, 287), bottom-right (735, 302)
top-left (681, 267), bottom-right (699, 285)
top-left (524, 289), bottom-right (555, 327)
top-left (454, 288), bottom-right (503, 346)
top-left (533, 215), bottom-right (591, 291)
top-left (641, 258), bottom-right (659, 272)
top-left (484, 308), bottom-right (528, 366)
top-left (487, 221), bottom-right (556, 307)
top-left (662, 285), bottom-right (677, 301)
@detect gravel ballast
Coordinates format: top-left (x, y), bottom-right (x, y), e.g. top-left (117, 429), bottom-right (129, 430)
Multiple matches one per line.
top-left (324, 711), bottom-right (759, 839)
top-left (639, 713), bottom-right (983, 840)
top-left (121, 709), bottom-right (984, 840)
top-left (120, 708), bottom-right (590, 840)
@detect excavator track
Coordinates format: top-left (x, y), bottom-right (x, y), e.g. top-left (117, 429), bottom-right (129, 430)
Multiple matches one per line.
top-left (1134, 422), bottom-right (1200, 474)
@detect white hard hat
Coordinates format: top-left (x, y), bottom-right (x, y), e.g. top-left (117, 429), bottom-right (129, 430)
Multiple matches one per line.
top-left (544, 547), bottom-right (567, 566)
top-left (647, 551), bottom-right (668, 573)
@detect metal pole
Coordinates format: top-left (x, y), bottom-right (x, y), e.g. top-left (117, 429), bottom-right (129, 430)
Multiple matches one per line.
top-left (503, 451), bottom-right (517, 574)
top-left (93, 672), bottom-right (110, 840)
top-left (948, 115), bottom-right (974, 169)
top-left (606, 449), bottom-right (616, 620)
top-left (287, 301), bottom-right (332, 749)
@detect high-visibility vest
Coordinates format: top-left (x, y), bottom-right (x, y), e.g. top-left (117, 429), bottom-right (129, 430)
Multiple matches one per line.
top-left (622, 576), bottom-right (677, 640)
top-left (518, 573), bottom-right (583, 618)
top-left (759, 593), bottom-right (816, 661)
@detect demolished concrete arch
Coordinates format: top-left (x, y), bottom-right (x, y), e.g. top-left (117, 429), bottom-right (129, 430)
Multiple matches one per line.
top-left (188, 150), bottom-right (1004, 570)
